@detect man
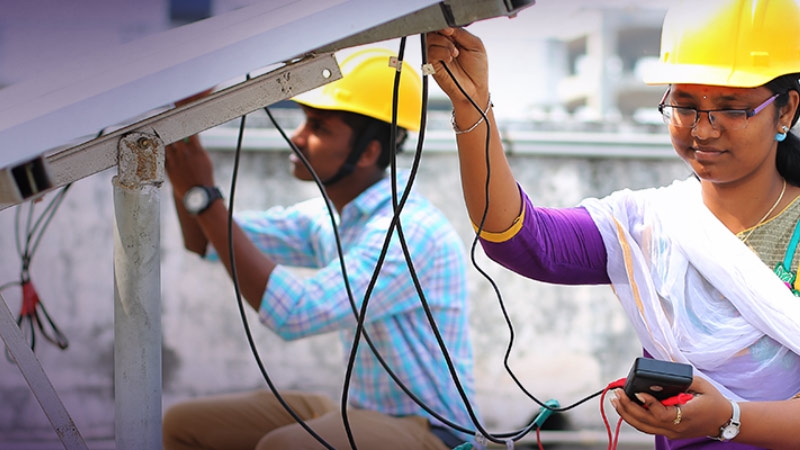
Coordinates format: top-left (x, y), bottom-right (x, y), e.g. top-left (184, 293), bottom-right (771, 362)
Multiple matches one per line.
top-left (162, 47), bottom-right (478, 450)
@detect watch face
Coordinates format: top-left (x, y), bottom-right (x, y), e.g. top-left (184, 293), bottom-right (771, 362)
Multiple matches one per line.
top-left (184, 187), bottom-right (208, 213)
top-left (721, 425), bottom-right (739, 440)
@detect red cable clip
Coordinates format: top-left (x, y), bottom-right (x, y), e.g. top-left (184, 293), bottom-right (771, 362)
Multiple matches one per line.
top-left (20, 281), bottom-right (40, 317)
top-left (607, 377), bottom-right (626, 389)
top-left (660, 392), bottom-right (693, 406)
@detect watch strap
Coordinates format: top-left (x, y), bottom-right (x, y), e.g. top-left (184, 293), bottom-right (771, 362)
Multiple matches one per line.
top-left (204, 186), bottom-right (223, 208)
top-left (710, 398), bottom-right (740, 441)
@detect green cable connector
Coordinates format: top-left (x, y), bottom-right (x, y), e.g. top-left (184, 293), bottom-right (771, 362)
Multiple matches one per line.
top-left (451, 399), bottom-right (561, 450)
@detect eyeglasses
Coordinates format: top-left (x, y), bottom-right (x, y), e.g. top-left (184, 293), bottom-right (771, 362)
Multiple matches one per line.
top-left (658, 90), bottom-right (782, 130)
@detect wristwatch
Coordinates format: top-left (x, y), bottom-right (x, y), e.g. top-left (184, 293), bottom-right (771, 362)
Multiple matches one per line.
top-left (183, 186), bottom-right (222, 215)
top-left (711, 399), bottom-right (741, 441)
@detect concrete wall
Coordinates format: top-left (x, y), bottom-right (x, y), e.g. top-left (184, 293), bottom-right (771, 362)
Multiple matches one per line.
top-left (0, 143), bottom-right (692, 445)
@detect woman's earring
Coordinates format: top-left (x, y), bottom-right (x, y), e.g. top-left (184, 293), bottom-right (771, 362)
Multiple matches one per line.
top-left (776, 125), bottom-right (790, 142)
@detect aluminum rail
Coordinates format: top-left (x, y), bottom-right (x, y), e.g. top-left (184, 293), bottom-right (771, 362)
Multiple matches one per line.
top-left (0, 0), bottom-right (536, 206)
top-left (38, 53), bottom-right (339, 207)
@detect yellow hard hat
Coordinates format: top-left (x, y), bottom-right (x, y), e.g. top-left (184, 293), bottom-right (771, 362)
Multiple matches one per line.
top-left (293, 47), bottom-right (422, 131)
top-left (644, 0), bottom-right (800, 87)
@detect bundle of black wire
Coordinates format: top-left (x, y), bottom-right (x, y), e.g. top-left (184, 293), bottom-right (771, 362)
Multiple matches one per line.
top-left (224, 35), bottom-right (604, 449)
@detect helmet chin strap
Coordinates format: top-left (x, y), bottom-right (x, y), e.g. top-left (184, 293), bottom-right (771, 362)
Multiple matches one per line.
top-left (322, 121), bottom-right (383, 187)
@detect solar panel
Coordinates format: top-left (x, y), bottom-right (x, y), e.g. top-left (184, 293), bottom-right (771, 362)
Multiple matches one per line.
top-left (0, 0), bottom-right (534, 204)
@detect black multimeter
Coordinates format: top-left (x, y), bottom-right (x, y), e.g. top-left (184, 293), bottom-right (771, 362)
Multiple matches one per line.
top-left (623, 357), bottom-right (693, 405)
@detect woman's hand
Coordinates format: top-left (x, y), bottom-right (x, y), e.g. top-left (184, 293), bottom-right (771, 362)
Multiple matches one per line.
top-left (425, 27), bottom-right (490, 108)
top-left (611, 376), bottom-right (732, 440)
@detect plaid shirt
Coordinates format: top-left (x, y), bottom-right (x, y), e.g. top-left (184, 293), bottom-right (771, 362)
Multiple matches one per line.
top-left (226, 173), bottom-right (477, 431)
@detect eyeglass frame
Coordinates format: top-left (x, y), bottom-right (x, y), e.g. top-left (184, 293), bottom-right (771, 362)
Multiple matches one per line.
top-left (657, 88), bottom-right (783, 130)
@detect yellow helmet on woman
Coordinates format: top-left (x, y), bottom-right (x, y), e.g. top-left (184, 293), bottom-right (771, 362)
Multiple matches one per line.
top-left (293, 47), bottom-right (422, 131)
top-left (644, 0), bottom-right (800, 87)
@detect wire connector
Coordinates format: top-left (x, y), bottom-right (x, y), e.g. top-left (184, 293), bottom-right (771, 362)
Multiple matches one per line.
top-left (474, 432), bottom-right (488, 449)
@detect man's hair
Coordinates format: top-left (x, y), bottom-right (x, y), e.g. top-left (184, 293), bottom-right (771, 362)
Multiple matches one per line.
top-left (337, 110), bottom-right (408, 170)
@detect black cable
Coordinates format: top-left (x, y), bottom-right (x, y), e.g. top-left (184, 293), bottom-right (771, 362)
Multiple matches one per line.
top-left (262, 104), bottom-right (362, 450)
top-left (226, 107), bottom-right (336, 450)
top-left (4, 129), bottom-right (110, 356)
top-left (439, 60), bottom-right (603, 416)
top-left (261, 40), bottom-right (602, 446)
top-left (324, 36), bottom-right (482, 443)
top-left (240, 40), bottom-right (610, 448)
top-left (18, 185), bottom-right (71, 269)
top-left (334, 37), bottom-right (420, 450)
top-left (377, 37), bottom-right (562, 444)
top-left (4, 182), bottom-right (72, 362)
top-left (384, 37), bottom-right (492, 437)
top-left (264, 38), bottom-right (558, 445)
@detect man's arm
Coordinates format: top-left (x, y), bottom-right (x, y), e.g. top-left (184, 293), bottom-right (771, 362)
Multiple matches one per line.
top-left (165, 135), bottom-right (275, 311)
top-left (170, 167), bottom-right (211, 255)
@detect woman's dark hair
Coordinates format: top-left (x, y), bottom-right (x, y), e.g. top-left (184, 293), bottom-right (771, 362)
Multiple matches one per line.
top-left (764, 73), bottom-right (800, 185)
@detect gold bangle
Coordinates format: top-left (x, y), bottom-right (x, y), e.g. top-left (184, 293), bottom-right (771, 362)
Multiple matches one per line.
top-left (451, 95), bottom-right (493, 135)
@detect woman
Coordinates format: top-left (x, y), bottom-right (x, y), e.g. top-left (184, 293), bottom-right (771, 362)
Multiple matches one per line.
top-left (426, 0), bottom-right (800, 448)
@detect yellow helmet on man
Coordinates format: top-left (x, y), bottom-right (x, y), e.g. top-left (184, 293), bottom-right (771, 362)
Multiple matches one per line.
top-left (293, 47), bottom-right (422, 131)
top-left (644, 0), bottom-right (800, 87)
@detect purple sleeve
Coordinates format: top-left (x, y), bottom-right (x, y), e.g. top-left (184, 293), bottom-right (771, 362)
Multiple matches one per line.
top-left (479, 190), bottom-right (610, 285)
top-left (655, 435), bottom-right (762, 449)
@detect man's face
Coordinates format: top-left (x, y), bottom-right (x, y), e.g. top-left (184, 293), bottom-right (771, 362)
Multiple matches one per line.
top-left (289, 107), bottom-right (354, 182)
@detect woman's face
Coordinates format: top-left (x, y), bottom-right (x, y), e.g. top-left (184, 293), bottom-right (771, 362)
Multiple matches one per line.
top-left (666, 84), bottom-right (784, 186)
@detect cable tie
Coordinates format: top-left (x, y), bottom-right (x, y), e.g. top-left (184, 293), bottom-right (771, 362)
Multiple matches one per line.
top-left (421, 63), bottom-right (435, 76)
top-left (474, 432), bottom-right (488, 448)
top-left (505, 438), bottom-right (515, 449)
top-left (388, 56), bottom-right (402, 72)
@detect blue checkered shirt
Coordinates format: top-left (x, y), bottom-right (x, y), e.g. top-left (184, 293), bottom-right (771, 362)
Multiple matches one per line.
top-left (219, 173), bottom-right (478, 433)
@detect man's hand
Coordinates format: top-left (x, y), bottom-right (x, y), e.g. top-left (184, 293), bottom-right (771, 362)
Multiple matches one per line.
top-left (165, 87), bottom-right (217, 198)
top-left (165, 135), bottom-right (215, 199)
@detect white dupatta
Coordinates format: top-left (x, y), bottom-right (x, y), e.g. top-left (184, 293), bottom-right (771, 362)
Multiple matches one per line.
top-left (581, 177), bottom-right (800, 401)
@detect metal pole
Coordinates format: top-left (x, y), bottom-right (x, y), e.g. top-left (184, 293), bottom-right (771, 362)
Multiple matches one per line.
top-left (0, 292), bottom-right (88, 450)
top-left (112, 131), bottom-right (164, 449)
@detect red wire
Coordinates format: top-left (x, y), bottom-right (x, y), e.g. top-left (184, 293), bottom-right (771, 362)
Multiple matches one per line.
top-left (601, 378), bottom-right (626, 450)
top-left (536, 426), bottom-right (544, 450)
top-left (532, 376), bottom-right (688, 450)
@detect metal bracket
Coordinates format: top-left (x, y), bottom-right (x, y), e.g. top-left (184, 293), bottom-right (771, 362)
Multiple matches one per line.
top-left (312, 0), bottom-right (535, 54)
top-left (0, 52), bottom-right (340, 210)
top-left (117, 132), bottom-right (165, 190)
top-left (0, 156), bottom-right (53, 205)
